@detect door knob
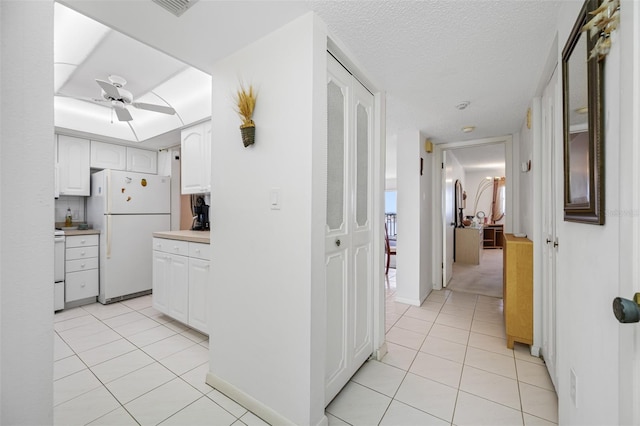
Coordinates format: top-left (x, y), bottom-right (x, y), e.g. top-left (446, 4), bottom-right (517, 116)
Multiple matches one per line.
top-left (335, 239), bottom-right (341, 247)
top-left (613, 293), bottom-right (640, 323)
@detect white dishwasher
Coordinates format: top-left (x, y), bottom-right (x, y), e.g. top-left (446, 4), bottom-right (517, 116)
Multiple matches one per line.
top-left (54, 230), bottom-right (65, 311)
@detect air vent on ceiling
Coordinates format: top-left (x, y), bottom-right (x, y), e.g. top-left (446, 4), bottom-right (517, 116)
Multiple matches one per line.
top-left (152, 0), bottom-right (198, 17)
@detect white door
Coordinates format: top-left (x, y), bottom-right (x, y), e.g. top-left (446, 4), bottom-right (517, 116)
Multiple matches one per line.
top-left (442, 151), bottom-right (454, 286)
top-left (325, 54), bottom-right (374, 404)
top-left (127, 147), bottom-right (157, 174)
top-left (181, 123), bottom-right (205, 194)
top-left (168, 253), bottom-right (189, 324)
top-left (188, 257), bottom-right (210, 334)
top-left (152, 250), bottom-right (170, 314)
top-left (541, 68), bottom-right (559, 388)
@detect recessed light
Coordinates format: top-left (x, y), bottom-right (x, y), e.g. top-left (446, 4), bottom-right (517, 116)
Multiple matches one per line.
top-left (455, 101), bottom-right (470, 110)
top-left (461, 126), bottom-right (475, 133)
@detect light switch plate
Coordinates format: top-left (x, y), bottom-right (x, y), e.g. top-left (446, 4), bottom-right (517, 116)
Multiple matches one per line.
top-left (270, 188), bottom-right (281, 210)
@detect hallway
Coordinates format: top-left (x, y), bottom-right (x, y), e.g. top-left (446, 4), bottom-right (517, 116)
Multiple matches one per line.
top-left (325, 270), bottom-right (558, 425)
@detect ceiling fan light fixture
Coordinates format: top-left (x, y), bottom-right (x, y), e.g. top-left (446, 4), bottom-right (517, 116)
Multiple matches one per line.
top-left (152, 0), bottom-right (199, 17)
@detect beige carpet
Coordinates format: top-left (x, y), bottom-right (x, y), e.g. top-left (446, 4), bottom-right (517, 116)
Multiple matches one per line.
top-left (447, 249), bottom-right (503, 299)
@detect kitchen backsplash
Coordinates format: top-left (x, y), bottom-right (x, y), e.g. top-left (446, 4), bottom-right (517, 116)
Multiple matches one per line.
top-left (55, 196), bottom-right (85, 223)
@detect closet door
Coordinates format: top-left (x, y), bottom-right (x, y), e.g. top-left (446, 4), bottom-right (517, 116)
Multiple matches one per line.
top-left (325, 54), bottom-right (374, 405)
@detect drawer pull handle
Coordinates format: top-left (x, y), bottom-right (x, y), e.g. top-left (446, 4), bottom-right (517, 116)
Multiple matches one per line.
top-left (81, 263), bottom-right (85, 268)
top-left (81, 282), bottom-right (85, 287)
top-left (81, 239), bottom-right (86, 244)
top-left (195, 249), bottom-right (200, 253)
top-left (173, 246), bottom-right (179, 251)
top-left (81, 251), bottom-right (85, 256)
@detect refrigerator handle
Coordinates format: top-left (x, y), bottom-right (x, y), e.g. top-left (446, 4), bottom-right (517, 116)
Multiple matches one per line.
top-left (106, 215), bottom-right (112, 259)
top-left (106, 169), bottom-right (112, 214)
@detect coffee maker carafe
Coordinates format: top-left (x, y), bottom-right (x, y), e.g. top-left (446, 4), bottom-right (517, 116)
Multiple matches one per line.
top-left (192, 196), bottom-right (210, 231)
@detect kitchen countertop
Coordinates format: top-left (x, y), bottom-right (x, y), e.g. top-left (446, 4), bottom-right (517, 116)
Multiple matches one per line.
top-left (153, 230), bottom-right (210, 244)
top-left (62, 229), bottom-right (101, 236)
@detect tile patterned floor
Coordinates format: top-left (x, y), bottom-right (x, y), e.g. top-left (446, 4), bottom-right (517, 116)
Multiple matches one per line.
top-left (54, 271), bottom-right (558, 425)
top-left (325, 269), bottom-right (558, 426)
top-left (54, 295), bottom-right (267, 426)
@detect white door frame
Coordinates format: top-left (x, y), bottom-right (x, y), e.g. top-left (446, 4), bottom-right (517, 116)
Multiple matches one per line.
top-left (432, 135), bottom-right (514, 290)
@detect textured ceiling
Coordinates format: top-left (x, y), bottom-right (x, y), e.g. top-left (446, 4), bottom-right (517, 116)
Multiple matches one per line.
top-left (59, 0), bottom-right (561, 160)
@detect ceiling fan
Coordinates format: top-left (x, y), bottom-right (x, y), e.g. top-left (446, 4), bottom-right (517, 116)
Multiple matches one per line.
top-left (93, 75), bottom-right (176, 122)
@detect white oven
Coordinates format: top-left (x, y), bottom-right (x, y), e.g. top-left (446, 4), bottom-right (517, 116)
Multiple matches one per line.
top-left (54, 230), bottom-right (65, 311)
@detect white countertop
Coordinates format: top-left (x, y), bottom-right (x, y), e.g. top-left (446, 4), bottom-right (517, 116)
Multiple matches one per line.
top-left (153, 230), bottom-right (210, 244)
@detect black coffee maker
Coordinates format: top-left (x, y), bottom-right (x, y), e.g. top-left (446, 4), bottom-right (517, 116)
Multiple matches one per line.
top-left (192, 196), bottom-right (210, 231)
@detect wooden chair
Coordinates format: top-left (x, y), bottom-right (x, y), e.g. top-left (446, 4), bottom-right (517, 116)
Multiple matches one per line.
top-left (385, 223), bottom-right (396, 275)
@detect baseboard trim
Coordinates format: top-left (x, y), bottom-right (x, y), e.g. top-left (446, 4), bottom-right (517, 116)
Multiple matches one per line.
top-left (205, 372), bottom-right (328, 426)
top-left (375, 342), bottom-right (388, 361)
top-left (394, 296), bottom-right (421, 306)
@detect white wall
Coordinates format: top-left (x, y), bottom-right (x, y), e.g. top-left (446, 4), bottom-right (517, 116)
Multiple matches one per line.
top-left (553, 1), bottom-right (633, 423)
top-left (0, 0), bottom-right (54, 423)
top-left (396, 130), bottom-right (432, 304)
top-left (207, 13), bottom-right (327, 426)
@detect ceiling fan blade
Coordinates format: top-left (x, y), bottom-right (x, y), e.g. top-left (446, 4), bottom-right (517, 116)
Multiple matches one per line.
top-left (132, 102), bottom-right (176, 115)
top-left (114, 107), bottom-right (133, 122)
top-left (95, 79), bottom-right (121, 99)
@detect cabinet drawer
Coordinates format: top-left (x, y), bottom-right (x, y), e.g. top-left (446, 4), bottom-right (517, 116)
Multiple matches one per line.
top-left (189, 242), bottom-right (210, 260)
top-left (66, 258), bottom-right (99, 273)
top-left (66, 235), bottom-right (99, 248)
top-left (153, 238), bottom-right (189, 255)
top-left (66, 269), bottom-right (99, 302)
top-left (66, 246), bottom-right (98, 261)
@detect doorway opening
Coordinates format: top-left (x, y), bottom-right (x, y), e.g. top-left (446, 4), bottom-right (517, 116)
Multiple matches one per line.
top-left (436, 136), bottom-right (512, 300)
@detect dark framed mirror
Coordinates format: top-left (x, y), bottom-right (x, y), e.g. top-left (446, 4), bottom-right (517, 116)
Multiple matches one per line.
top-left (562, 0), bottom-right (605, 224)
top-left (454, 179), bottom-right (463, 227)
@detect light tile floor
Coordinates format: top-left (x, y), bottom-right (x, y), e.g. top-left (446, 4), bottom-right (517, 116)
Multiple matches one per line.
top-left (325, 269), bottom-right (558, 426)
top-left (54, 272), bottom-right (558, 425)
top-left (54, 295), bottom-right (266, 426)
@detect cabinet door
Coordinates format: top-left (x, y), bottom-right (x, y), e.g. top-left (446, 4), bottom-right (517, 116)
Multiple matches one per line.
top-left (127, 147), bottom-right (157, 174)
top-left (152, 250), bottom-right (170, 314)
top-left (58, 135), bottom-right (90, 196)
top-left (188, 258), bottom-right (209, 334)
top-left (202, 121), bottom-right (212, 193)
top-left (181, 123), bottom-right (204, 194)
top-left (91, 141), bottom-right (126, 170)
top-left (168, 254), bottom-right (189, 323)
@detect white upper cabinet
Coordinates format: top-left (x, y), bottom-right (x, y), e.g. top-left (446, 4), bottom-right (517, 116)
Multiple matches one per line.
top-left (181, 120), bottom-right (211, 194)
top-left (126, 147), bottom-right (157, 174)
top-left (57, 135), bottom-right (90, 196)
top-left (90, 141), bottom-right (126, 170)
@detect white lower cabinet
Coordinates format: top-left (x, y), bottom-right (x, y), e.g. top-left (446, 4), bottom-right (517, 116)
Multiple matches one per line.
top-left (152, 238), bottom-right (209, 334)
top-left (65, 235), bottom-right (99, 304)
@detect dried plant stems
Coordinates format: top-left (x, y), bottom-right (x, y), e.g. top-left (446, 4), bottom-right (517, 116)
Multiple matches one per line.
top-left (235, 83), bottom-right (257, 128)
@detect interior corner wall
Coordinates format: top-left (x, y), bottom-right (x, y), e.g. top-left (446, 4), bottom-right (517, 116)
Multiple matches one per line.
top-left (518, 100), bottom-right (537, 238)
top-left (208, 13), bottom-right (326, 426)
top-left (554, 1), bottom-right (626, 423)
top-left (396, 130), bottom-right (430, 304)
top-left (0, 1), bottom-right (54, 423)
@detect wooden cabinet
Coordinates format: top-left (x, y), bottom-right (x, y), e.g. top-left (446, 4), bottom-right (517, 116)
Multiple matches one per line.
top-left (455, 227), bottom-right (483, 264)
top-left (152, 237), bottom-right (209, 334)
top-left (503, 234), bottom-right (533, 349)
top-left (126, 147), bottom-right (157, 174)
top-left (181, 120), bottom-right (211, 194)
top-left (65, 235), bottom-right (99, 304)
top-left (91, 141), bottom-right (127, 170)
top-left (483, 224), bottom-right (504, 249)
top-left (57, 135), bottom-right (90, 196)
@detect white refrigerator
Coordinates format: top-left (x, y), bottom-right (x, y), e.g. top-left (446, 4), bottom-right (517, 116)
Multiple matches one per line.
top-left (87, 169), bottom-right (171, 304)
